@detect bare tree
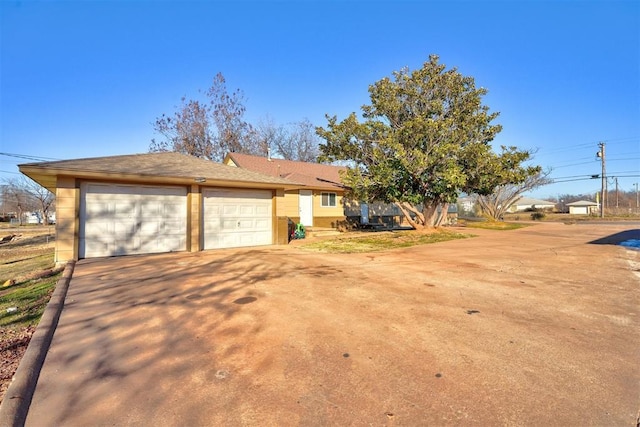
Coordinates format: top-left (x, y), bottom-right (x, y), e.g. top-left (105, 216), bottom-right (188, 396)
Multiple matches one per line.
top-left (254, 116), bottom-right (285, 157)
top-left (150, 98), bottom-right (214, 159)
top-left (283, 118), bottom-right (320, 162)
top-left (150, 73), bottom-right (262, 161)
top-left (207, 73), bottom-right (262, 158)
top-left (255, 117), bottom-right (320, 162)
top-left (2, 177), bottom-right (55, 225)
top-left (475, 170), bottom-right (552, 220)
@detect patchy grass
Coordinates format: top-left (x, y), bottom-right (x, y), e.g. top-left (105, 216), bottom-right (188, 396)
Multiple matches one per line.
top-left (2, 252), bottom-right (55, 284)
top-left (299, 229), bottom-right (474, 253)
top-left (0, 224), bottom-right (59, 328)
top-left (461, 221), bottom-right (529, 231)
top-left (0, 275), bottom-right (60, 327)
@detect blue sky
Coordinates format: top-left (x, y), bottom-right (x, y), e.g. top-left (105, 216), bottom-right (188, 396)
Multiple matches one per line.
top-left (1, 0), bottom-right (638, 200)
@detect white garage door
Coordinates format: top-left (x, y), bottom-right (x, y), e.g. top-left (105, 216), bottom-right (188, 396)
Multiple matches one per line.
top-left (80, 183), bottom-right (187, 258)
top-left (203, 188), bottom-right (273, 250)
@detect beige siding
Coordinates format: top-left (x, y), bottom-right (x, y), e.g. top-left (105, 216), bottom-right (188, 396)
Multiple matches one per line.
top-left (188, 185), bottom-right (201, 252)
top-left (281, 190), bottom-right (347, 227)
top-left (55, 176), bottom-right (79, 264)
top-left (282, 191), bottom-right (299, 217)
top-left (313, 190), bottom-right (344, 217)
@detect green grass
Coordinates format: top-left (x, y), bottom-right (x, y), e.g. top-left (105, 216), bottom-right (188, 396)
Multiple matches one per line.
top-left (0, 274), bottom-right (60, 327)
top-left (0, 224), bottom-right (59, 328)
top-left (300, 230), bottom-right (475, 253)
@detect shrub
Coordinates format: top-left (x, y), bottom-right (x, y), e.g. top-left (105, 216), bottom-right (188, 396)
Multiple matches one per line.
top-left (531, 212), bottom-right (546, 220)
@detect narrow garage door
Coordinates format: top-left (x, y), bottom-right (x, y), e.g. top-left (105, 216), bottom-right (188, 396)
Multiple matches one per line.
top-left (203, 188), bottom-right (272, 250)
top-left (80, 183), bottom-right (187, 258)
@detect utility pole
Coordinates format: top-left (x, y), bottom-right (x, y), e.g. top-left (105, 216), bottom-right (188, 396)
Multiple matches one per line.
top-left (597, 142), bottom-right (606, 218)
top-left (636, 182), bottom-right (639, 212)
top-left (615, 177), bottom-right (619, 208)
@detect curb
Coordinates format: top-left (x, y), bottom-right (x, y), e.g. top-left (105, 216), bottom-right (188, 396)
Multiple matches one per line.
top-left (0, 261), bottom-right (76, 427)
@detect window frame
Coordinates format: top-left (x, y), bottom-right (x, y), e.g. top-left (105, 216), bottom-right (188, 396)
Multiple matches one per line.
top-left (321, 192), bottom-right (337, 208)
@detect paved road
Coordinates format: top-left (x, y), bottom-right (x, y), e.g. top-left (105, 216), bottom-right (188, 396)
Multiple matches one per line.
top-left (22, 223), bottom-right (640, 426)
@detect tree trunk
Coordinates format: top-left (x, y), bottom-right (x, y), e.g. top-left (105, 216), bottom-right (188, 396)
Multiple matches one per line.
top-left (422, 203), bottom-right (439, 228)
top-left (434, 202), bottom-right (449, 227)
top-left (395, 202), bottom-right (423, 230)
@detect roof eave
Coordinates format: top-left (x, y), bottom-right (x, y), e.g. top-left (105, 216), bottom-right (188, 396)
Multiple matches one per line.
top-left (18, 165), bottom-right (300, 191)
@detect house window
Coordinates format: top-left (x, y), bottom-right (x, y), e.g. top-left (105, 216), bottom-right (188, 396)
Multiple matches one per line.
top-left (321, 192), bottom-right (337, 207)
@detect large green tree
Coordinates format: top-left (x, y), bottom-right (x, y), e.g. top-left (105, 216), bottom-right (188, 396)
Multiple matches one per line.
top-left (317, 55), bottom-right (541, 228)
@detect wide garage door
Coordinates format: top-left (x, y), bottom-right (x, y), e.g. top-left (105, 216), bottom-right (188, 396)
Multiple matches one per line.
top-left (80, 183), bottom-right (187, 258)
top-left (203, 188), bottom-right (272, 250)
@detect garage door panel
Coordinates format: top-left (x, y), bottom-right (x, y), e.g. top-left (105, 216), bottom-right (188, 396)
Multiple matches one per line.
top-left (139, 221), bottom-right (160, 234)
top-left (255, 205), bottom-right (270, 216)
top-left (254, 218), bottom-right (271, 229)
top-left (162, 203), bottom-right (185, 216)
top-left (140, 202), bottom-right (161, 216)
top-left (80, 183), bottom-right (187, 258)
top-left (114, 221), bottom-right (137, 237)
top-left (239, 205), bottom-right (255, 216)
top-left (237, 218), bottom-right (256, 229)
top-left (86, 202), bottom-right (115, 217)
top-left (203, 220), bottom-right (221, 233)
top-left (203, 188), bottom-right (272, 250)
top-left (223, 205), bottom-right (239, 215)
top-left (114, 201), bottom-right (136, 215)
top-left (83, 221), bottom-right (113, 237)
top-left (163, 220), bottom-right (186, 233)
top-left (139, 237), bottom-right (184, 253)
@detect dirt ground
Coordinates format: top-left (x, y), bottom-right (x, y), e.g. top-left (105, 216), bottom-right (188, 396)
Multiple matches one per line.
top-left (21, 222), bottom-right (640, 426)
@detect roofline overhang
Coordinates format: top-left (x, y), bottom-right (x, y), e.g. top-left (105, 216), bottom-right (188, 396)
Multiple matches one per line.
top-left (18, 166), bottom-right (301, 192)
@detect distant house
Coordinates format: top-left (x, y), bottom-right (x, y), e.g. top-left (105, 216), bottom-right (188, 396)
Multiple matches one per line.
top-left (457, 196), bottom-right (476, 214)
top-left (224, 153), bottom-right (347, 228)
top-left (509, 197), bottom-right (556, 212)
top-left (566, 200), bottom-right (599, 215)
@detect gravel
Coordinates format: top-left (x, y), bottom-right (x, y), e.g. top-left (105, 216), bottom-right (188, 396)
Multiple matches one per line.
top-left (0, 325), bottom-right (35, 404)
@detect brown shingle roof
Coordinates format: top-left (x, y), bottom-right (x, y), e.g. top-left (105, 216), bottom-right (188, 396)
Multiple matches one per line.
top-left (225, 152), bottom-right (347, 191)
top-left (19, 152), bottom-right (300, 191)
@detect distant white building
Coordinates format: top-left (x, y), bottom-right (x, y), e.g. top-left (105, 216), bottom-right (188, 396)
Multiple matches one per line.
top-left (457, 196), bottom-right (475, 214)
top-left (508, 197), bottom-right (556, 212)
top-left (24, 211), bottom-right (55, 225)
top-left (566, 200), bottom-right (599, 215)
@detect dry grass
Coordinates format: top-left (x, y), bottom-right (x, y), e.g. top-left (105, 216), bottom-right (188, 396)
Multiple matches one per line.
top-left (299, 229), bottom-right (474, 253)
top-left (460, 220), bottom-right (529, 230)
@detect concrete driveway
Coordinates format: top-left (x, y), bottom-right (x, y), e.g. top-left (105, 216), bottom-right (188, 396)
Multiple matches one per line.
top-left (22, 223), bottom-right (640, 426)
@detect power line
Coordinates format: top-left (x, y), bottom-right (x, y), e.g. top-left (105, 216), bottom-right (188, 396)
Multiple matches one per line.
top-left (535, 136), bottom-right (639, 156)
top-left (607, 157), bottom-right (640, 162)
top-left (548, 156), bottom-right (597, 166)
top-left (608, 174), bottom-right (640, 178)
top-left (545, 136), bottom-right (640, 153)
top-left (550, 173), bottom-right (599, 180)
top-left (551, 160), bottom-right (599, 169)
top-left (551, 177), bottom-right (599, 183)
top-left (0, 152), bottom-right (60, 161)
